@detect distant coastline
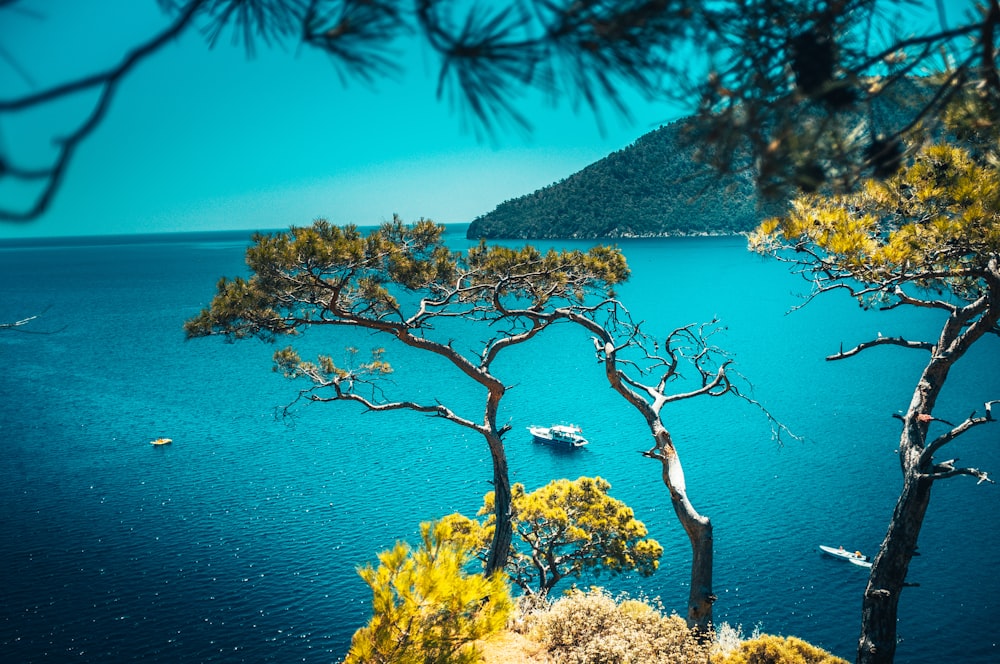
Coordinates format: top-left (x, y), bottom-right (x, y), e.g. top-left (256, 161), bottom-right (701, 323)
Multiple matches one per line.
top-left (0, 223), bottom-right (473, 249)
top-left (0, 228), bottom-right (273, 250)
top-left (466, 229), bottom-right (749, 240)
top-left (0, 223), bottom-right (747, 250)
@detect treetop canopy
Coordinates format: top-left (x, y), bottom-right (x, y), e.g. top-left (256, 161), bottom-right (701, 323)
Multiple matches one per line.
top-left (751, 142), bottom-right (1000, 303)
top-left (184, 216), bottom-right (630, 343)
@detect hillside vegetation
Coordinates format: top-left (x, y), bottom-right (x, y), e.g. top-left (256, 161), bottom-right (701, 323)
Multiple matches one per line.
top-left (466, 117), bottom-right (785, 240)
top-left (467, 79), bottom-right (932, 240)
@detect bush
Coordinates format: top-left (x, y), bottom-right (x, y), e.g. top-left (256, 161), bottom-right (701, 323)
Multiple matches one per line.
top-left (525, 587), bottom-right (708, 664)
top-left (710, 634), bottom-right (849, 664)
top-left (343, 520), bottom-right (513, 664)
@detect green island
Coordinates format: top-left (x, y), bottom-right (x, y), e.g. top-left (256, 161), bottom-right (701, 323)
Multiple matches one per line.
top-left (466, 116), bottom-right (787, 240)
top-left (466, 79), bottom-right (934, 241)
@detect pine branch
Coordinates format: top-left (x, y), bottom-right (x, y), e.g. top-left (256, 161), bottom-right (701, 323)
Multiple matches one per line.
top-left (0, 0), bottom-right (205, 221)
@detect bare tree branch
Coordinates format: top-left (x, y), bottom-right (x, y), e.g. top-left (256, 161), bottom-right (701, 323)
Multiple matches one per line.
top-left (0, 0), bottom-right (204, 222)
top-left (919, 407), bottom-right (997, 467)
top-left (826, 334), bottom-right (935, 361)
top-left (922, 460), bottom-right (994, 484)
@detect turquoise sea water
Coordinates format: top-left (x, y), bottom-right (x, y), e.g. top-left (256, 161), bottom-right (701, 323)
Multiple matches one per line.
top-left (1, 227), bottom-right (997, 662)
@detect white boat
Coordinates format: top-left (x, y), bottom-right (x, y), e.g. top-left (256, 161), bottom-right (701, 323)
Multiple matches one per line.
top-left (527, 424), bottom-right (589, 448)
top-left (819, 544), bottom-right (870, 566)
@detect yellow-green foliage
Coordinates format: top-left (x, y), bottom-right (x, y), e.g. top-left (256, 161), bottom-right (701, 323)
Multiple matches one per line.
top-left (710, 634), bottom-right (849, 664)
top-left (343, 520), bottom-right (513, 664)
top-left (749, 141), bottom-right (1000, 301)
top-left (750, 145), bottom-right (1000, 291)
top-left (454, 476), bottom-right (663, 595)
top-left (525, 587), bottom-right (708, 664)
top-left (186, 215), bottom-right (631, 344)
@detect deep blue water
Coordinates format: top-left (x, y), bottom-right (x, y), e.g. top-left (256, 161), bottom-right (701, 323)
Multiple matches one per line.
top-left (1, 227), bottom-right (997, 663)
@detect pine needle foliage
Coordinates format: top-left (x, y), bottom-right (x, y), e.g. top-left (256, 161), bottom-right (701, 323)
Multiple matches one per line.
top-left (749, 141), bottom-right (1000, 307)
top-left (185, 216), bottom-right (629, 344)
top-left (343, 519), bottom-right (513, 664)
top-left (444, 476), bottom-right (663, 596)
top-left (6, 1), bottom-right (1000, 221)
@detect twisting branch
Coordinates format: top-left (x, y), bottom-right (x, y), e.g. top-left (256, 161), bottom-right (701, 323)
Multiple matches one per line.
top-left (919, 407), bottom-right (997, 468)
top-left (923, 460), bottom-right (995, 485)
top-left (561, 301), bottom-right (792, 441)
top-left (309, 386), bottom-right (482, 434)
top-left (0, 0), bottom-right (205, 222)
top-left (826, 334), bottom-right (935, 361)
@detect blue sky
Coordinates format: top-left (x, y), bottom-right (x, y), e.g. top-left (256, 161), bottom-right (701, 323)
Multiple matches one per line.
top-left (0, 2), bottom-right (683, 239)
top-left (1, 1), bottom-right (973, 240)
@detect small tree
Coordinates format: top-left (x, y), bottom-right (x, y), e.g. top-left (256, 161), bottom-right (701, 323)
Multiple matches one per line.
top-left (751, 140), bottom-right (1000, 664)
top-left (185, 218), bottom-right (628, 574)
top-left (579, 315), bottom-right (738, 633)
top-left (446, 476), bottom-right (663, 596)
top-left (343, 519), bottom-right (513, 664)
top-left (431, 277), bottom-right (781, 631)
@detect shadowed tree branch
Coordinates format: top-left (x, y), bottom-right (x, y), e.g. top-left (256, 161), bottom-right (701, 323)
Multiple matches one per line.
top-left (5, 1), bottom-right (1000, 223)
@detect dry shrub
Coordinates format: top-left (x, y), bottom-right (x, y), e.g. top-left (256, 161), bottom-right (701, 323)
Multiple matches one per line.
top-left (709, 634), bottom-right (849, 664)
top-left (526, 587), bottom-right (709, 664)
top-left (711, 622), bottom-right (763, 660)
top-left (477, 630), bottom-right (553, 664)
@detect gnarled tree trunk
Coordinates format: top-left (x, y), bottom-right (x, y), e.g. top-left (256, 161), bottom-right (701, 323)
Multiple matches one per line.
top-left (484, 431), bottom-right (513, 576)
top-left (857, 358), bottom-right (945, 664)
top-left (855, 289), bottom-right (1000, 663)
top-left (648, 426), bottom-right (715, 632)
top-left (857, 468), bottom-right (932, 663)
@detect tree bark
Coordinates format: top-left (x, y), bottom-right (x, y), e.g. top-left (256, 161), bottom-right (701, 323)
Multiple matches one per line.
top-left (649, 427), bottom-right (715, 632)
top-left (857, 470), bottom-right (932, 664)
top-left (856, 356), bottom-right (946, 664)
top-left (854, 289), bottom-right (996, 663)
top-left (484, 432), bottom-right (513, 577)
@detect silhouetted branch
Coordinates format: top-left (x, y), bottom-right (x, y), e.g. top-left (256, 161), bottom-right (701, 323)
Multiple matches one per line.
top-left (0, 0), bottom-right (204, 222)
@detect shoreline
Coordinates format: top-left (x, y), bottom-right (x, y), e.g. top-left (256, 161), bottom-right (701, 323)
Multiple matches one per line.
top-left (465, 230), bottom-right (749, 241)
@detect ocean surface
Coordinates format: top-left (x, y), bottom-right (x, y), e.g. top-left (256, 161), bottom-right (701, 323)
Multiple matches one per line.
top-left (1, 226), bottom-right (997, 663)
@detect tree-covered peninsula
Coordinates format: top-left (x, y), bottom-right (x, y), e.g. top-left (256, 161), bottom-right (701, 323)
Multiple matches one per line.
top-left (466, 118), bottom-right (786, 240)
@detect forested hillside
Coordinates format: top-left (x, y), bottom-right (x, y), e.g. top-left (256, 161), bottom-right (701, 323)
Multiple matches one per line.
top-left (467, 76), bottom-right (934, 240)
top-left (466, 118), bottom-right (786, 239)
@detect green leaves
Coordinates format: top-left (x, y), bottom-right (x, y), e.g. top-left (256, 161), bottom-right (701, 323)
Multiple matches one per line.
top-left (344, 520), bottom-right (513, 664)
top-left (751, 141), bottom-right (1000, 302)
top-left (467, 476), bottom-right (663, 595)
top-left (187, 217), bottom-right (630, 378)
